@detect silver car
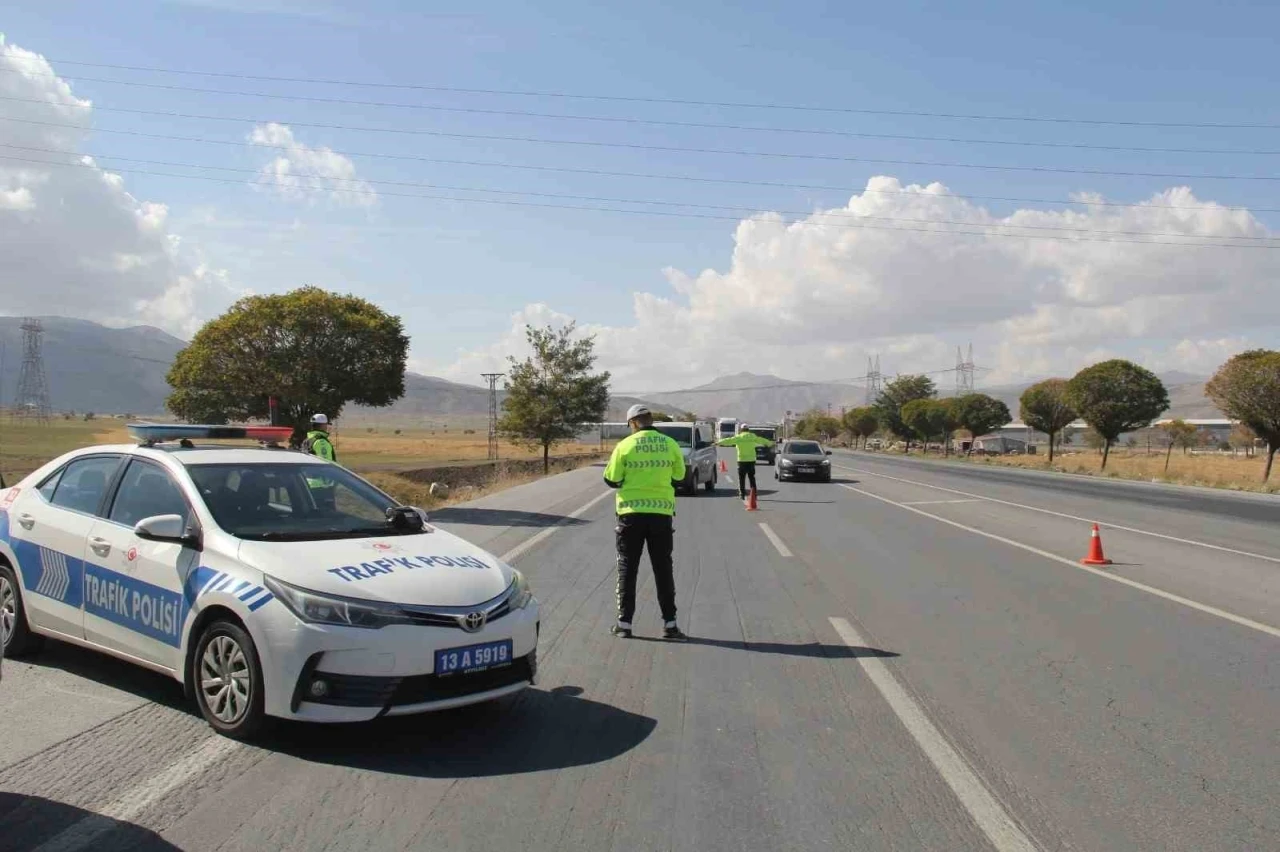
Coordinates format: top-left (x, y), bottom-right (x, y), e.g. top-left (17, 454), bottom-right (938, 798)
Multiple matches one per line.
top-left (654, 422), bottom-right (719, 494)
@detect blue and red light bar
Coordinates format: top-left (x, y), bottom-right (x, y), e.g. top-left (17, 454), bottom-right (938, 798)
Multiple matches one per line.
top-left (127, 423), bottom-right (295, 444)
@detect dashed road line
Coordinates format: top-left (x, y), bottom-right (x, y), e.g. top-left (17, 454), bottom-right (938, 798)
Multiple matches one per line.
top-left (32, 736), bottom-right (240, 852)
top-left (759, 523), bottom-right (792, 558)
top-left (500, 490), bottom-right (612, 564)
top-left (839, 483), bottom-right (1280, 640)
top-left (836, 463), bottom-right (1280, 566)
top-left (828, 616), bottom-right (1040, 852)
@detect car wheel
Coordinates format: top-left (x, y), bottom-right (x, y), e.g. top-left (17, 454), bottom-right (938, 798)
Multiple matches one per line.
top-left (193, 619), bottom-right (266, 740)
top-left (690, 472), bottom-right (699, 496)
top-left (704, 471), bottom-right (715, 491)
top-left (0, 563), bottom-right (44, 657)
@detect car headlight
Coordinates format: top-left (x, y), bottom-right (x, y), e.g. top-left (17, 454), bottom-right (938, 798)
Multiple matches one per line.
top-left (508, 569), bottom-right (534, 610)
top-left (780, 459), bottom-right (794, 467)
top-left (820, 459), bottom-right (831, 466)
top-left (264, 575), bottom-right (409, 629)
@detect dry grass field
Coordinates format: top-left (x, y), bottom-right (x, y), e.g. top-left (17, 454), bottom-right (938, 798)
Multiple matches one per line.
top-left (875, 446), bottom-right (1280, 494)
top-left (0, 417), bottom-right (606, 486)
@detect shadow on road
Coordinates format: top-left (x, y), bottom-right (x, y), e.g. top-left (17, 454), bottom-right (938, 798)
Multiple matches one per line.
top-left (0, 793), bottom-right (183, 851)
top-left (632, 635), bottom-right (899, 659)
top-left (271, 685), bottom-right (655, 778)
top-left (15, 639), bottom-right (190, 711)
top-left (429, 507), bottom-right (589, 528)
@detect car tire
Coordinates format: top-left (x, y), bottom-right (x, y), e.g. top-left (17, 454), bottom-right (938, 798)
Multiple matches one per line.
top-left (1, 562), bottom-right (44, 658)
top-left (690, 472), bottom-right (699, 496)
top-left (192, 619), bottom-right (267, 740)
top-left (704, 472), bottom-right (715, 492)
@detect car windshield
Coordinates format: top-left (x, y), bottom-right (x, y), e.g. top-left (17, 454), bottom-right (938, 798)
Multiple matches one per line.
top-left (785, 442), bottom-right (823, 455)
top-left (753, 429), bottom-right (777, 440)
top-left (187, 462), bottom-right (405, 541)
top-left (654, 425), bottom-right (693, 447)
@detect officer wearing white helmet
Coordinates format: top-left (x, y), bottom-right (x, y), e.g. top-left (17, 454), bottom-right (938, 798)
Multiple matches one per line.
top-left (602, 404), bottom-right (688, 640)
top-left (302, 414), bottom-right (338, 509)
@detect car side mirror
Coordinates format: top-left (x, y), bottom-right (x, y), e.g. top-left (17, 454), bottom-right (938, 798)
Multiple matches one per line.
top-left (135, 514), bottom-right (202, 549)
top-left (825, 450), bottom-right (832, 455)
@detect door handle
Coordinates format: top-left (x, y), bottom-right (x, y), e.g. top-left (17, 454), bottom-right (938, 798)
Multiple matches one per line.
top-left (89, 537), bottom-right (112, 557)
top-left (17, 513), bottom-right (35, 530)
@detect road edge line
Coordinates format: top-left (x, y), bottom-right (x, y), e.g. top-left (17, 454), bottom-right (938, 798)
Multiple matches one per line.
top-left (836, 463), bottom-right (1280, 566)
top-left (500, 490), bottom-right (612, 564)
top-left (828, 616), bottom-right (1040, 852)
top-left (839, 484), bottom-right (1280, 640)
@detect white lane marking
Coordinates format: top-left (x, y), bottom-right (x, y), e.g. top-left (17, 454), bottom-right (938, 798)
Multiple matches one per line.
top-left (759, 523), bottom-right (792, 558)
top-left (836, 463), bottom-right (1280, 566)
top-left (828, 616), bottom-right (1039, 852)
top-left (900, 499), bottom-right (981, 506)
top-left (32, 736), bottom-right (240, 852)
top-left (840, 484), bottom-right (1280, 640)
top-left (500, 490), bottom-right (612, 564)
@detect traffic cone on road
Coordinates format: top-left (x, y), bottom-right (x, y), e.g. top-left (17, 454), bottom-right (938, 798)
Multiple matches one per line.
top-left (745, 488), bottom-right (759, 511)
top-left (720, 459), bottom-right (728, 473)
top-left (1081, 524), bottom-right (1112, 565)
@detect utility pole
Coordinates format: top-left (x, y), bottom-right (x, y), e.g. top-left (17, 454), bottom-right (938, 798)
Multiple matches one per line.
top-left (955, 344), bottom-right (975, 396)
top-left (864, 355), bottom-right (882, 405)
top-left (14, 318), bottom-right (51, 424)
top-left (481, 373), bottom-right (503, 460)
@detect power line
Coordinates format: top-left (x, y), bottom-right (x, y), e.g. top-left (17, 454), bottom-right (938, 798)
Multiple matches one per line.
top-left (8, 147), bottom-right (1277, 243)
top-left (10, 54), bottom-right (1280, 130)
top-left (1, 113), bottom-right (1273, 214)
top-left (4, 107), bottom-right (1280, 182)
top-left (4, 153), bottom-right (1274, 249)
top-left (3, 72), bottom-right (1278, 157)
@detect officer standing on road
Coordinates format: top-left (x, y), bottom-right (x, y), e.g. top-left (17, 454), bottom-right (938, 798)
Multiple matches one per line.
top-left (302, 414), bottom-right (338, 509)
top-left (603, 404), bottom-right (688, 641)
top-left (717, 424), bottom-right (775, 499)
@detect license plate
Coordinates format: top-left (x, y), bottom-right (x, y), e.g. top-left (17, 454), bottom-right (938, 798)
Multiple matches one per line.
top-left (434, 640), bottom-right (514, 676)
top-left (798, 467), bottom-right (814, 473)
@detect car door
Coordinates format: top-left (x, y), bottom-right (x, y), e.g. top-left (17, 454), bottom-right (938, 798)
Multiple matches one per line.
top-left (6, 454), bottom-right (125, 639)
top-left (83, 458), bottom-right (198, 670)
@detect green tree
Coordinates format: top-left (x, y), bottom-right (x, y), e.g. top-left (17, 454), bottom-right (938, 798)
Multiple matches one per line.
top-left (167, 287), bottom-right (408, 443)
top-left (651, 411), bottom-right (673, 422)
top-left (1157, 419), bottom-right (1198, 472)
top-left (875, 375), bottom-right (936, 451)
top-left (1019, 378), bottom-right (1077, 463)
top-left (842, 406), bottom-right (880, 449)
top-left (1206, 349), bottom-right (1280, 481)
top-left (499, 322), bottom-right (611, 473)
top-left (1066, 360), bottom-right (1168, 471)
top-left (952, 393), bottom-right (1012, 456)
top-left (796, 409), bottom-right (842, 442)
top-left (901, 399), bottom-right (951, 453)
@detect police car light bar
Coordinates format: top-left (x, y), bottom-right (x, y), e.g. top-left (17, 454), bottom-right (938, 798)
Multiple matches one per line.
top-left (127, 423), bottom-right (295, 445)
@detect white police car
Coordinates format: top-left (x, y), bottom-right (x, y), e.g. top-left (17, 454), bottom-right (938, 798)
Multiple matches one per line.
top-left (0, 424), bottom-right (539, 738)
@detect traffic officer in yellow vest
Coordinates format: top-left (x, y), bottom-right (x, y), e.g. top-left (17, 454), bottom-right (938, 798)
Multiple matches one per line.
top-left (603, 404), bottom-right (688, 640)
top-left (717, 424), bottom-right (775, 499)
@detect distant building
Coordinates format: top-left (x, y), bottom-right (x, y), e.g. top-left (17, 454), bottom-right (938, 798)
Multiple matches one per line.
top-left (969, 434), bottom-right (1028, 454)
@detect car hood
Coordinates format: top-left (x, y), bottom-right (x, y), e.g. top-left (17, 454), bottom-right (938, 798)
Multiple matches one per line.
top-left (235, 527), bottom-right (514, 606)
top-left (779, 454), bottom-right (826, 463)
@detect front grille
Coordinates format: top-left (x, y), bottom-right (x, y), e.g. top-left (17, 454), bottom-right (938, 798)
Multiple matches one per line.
top-left (306, 652), bottom-right (534, 709)
top-left (389, 654), bottom-right (534, 707)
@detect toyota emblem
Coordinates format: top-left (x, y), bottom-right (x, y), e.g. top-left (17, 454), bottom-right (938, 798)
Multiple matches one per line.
top-left (460, 611), bottom-right (486, 632)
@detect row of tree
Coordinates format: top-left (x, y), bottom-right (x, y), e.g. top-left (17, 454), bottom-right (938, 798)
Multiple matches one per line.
top-left (163, 288), bottom-right (1280, 481)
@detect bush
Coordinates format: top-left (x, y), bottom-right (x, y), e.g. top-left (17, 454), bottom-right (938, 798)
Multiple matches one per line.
top-left (394, 429), bottom-right (402, 435)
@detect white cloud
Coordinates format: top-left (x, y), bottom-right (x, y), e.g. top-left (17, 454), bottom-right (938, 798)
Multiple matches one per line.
top-left (0, 37), bottom-right (236, 336)
top-left (434, 177), bottom-right (1280, 391)
top-left (249, 123), bottom-right (377, 207)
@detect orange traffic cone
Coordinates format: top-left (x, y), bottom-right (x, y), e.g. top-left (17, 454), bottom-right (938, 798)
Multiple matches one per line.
top-left (745, 488), bottom-right (759, 511)
top-left (720, 459), bottom-right (728, 473)
top-left (1081, 524), bottom-right (1112, 565)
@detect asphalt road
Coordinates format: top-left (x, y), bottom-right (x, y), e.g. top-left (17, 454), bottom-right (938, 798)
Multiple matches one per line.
top-left (1, 449), bottom-right (1277, 851)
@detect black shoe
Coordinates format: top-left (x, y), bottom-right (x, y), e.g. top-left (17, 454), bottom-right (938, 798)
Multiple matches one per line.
top-left (611, 625), bottom-right (633, 639)
top-left (662, 625), bottom-right (688, 641)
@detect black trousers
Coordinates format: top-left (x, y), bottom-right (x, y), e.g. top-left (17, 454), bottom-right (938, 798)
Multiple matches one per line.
top-left (615, 513), bottom-right (677, 624)
top-left (737, 462), bottom-right (758, 496)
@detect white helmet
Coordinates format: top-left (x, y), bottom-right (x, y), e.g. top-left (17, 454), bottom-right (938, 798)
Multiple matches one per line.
top-left (310, 413), bottom-right (330, 426)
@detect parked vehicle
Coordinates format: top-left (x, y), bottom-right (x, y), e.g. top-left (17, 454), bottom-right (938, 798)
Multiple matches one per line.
top-left (654, 422), bottom-right (718, 494)
top-left (745, 425), bottom-right (780, 465)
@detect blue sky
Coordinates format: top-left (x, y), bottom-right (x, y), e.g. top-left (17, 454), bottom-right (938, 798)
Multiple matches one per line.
top-left (1, 0), bottom-right (1277, 391)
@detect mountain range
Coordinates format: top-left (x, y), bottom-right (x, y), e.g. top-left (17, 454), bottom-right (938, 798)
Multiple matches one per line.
top-left (0, 317), bottom-right (1224, 422)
